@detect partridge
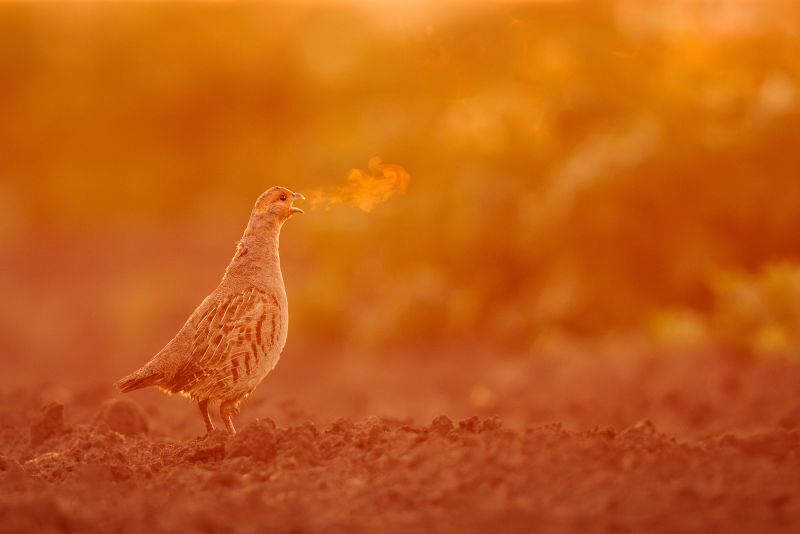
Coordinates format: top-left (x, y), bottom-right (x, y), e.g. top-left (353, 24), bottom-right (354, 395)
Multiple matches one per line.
top-left (116, 187), bottom-right (304, 434)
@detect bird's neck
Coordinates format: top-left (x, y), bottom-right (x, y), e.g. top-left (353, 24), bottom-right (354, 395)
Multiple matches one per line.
top-left (222, 220), bottom-right (284, 289)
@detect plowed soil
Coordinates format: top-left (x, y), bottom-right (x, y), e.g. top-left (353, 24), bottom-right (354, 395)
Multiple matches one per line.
top-left (2, 349), bottom-right (799, 533)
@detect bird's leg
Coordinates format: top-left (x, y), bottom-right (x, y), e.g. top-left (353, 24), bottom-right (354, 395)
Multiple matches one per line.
top-left (198, 399), bottom-right (214, 434)
top-left (220, 401), bottom-right (238, 435)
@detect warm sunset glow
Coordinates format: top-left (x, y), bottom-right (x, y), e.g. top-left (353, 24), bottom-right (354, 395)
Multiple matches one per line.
top-left (3, 1), bottom-right (800, 532)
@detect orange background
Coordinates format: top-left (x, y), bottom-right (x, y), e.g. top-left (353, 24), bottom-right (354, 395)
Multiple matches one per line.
top-left (2, 0), bottom-right (800, 384)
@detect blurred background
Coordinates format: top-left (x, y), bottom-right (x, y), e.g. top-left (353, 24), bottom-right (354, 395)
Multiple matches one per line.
top-left (2, 0), bottom-right (800, 393)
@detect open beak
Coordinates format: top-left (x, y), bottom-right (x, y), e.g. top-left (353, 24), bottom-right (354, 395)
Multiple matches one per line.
top-left (290, 192), bottom-right (305, 214)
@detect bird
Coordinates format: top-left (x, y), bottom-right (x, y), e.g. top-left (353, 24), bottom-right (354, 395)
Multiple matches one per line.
top-left (115, 186), bottom-right (305, 435)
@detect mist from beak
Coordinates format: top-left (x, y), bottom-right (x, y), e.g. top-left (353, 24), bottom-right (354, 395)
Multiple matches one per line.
top-left (308, 157), bottom-right (410, 212)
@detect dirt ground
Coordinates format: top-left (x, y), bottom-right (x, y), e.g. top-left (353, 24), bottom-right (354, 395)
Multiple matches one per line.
top-left (1, 346), bottom-right (799, 534)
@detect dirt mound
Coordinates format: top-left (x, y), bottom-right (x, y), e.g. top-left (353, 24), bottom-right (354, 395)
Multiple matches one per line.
top-left (92, 398), bottom-right (148, 437)
top-left (226, 418), bottom-right (278, 462)
top-left (29, 402), bottom-right (65, 448)
top-left (1, 398), bottom-right (799, 533)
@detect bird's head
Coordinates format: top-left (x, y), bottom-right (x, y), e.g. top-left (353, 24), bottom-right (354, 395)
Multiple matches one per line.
top-left (251, 186), bottom-right (305, 225)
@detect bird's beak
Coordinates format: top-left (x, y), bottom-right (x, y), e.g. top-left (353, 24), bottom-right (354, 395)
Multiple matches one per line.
top-left (290, 192), bottom-right (305, 214)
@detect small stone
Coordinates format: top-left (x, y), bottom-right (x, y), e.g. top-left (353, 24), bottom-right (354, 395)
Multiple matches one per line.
top-left (622, 420), bottom-right (658, 437)
top-left (30, 402), bottom-right (65, 447)
top-left (93, 398), bottom-right (148, 437)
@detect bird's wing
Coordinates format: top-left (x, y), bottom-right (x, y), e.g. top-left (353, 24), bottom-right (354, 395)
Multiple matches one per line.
top-left (166, 286), bottom-right (274, 394)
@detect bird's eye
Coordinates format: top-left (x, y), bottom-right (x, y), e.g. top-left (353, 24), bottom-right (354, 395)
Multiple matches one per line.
top-left (279, 194), bottom-right (288, 201)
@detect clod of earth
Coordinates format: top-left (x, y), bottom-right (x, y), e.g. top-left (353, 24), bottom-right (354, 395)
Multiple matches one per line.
top-left (29, 402), bottom-right (65, 447)
top-left (93, 399), bottom-right (148, 437)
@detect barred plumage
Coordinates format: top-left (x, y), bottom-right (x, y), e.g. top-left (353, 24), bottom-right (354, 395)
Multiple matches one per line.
top-left (116, 186), bottom-right (304, 434)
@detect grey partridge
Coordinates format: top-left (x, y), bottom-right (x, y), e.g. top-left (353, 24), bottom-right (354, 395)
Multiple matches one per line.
top-left (116, 186), bottom-right (304, 434)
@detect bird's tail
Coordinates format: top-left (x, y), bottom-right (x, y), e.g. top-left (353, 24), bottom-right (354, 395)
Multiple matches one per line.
top-left (116, 369), bottom-right (163, 393)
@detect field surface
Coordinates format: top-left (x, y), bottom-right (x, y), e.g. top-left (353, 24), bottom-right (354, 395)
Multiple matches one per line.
top-left (2, 350), bottom-right (799, 534)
